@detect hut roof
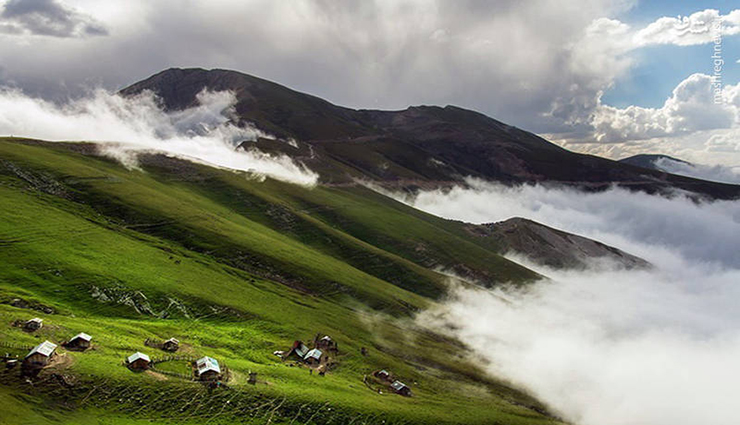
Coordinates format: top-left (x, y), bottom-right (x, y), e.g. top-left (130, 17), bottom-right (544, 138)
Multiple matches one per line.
top-left (127, 352), bottom-right (150, 364)
top-left (26, 318), bottom-right (43, 324)
top-left (70, 332), bottom-right (92, 342)
top-left (165, 337), bottom-right (179, 344)
top-left (294, 343), bottom-right (309, 358)
top-left (26, 340), bottom-right (57, 358)
top-left (390, 380), bottom-right (408, 391)
top-left (196, 356), bottom-right (221, 374)
top-left (304, 348), bottom-right (323, 361)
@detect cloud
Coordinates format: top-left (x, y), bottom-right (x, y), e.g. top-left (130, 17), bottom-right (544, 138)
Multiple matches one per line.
top-left (589, 74), bottom-right (739, 143)
top-left (0, 87), bottom-right (318, 185)
top-left (653, 157), bottom-right (740, 185)
top-left (0, 0), bottom-right (108, 37)
top-left (403, 181), bottom-right (740, 425)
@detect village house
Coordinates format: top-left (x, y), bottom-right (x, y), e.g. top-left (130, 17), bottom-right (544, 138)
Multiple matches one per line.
top-left (162, 338), bottom-right (179, 352)
top-left (315, 335), bottom-right (337, 352)
top-left (390, 380), bottom-right (412, 397)
top-left (127, 352), bottom-right (151, 371)
top-left (23, 340), bottom-right (57, 369)
top-left (65, 333), bottom-right (92, 350)
top-left (374, 369), bottom-right (391, 381)
top-left (24, 318), bottom-right (43, 332)
top-left (303, 348), bottom-right (324, 366)
top-left (195, 356), bottom-right (221, 381)
top-left (284, 340), bottom-right (309, 361)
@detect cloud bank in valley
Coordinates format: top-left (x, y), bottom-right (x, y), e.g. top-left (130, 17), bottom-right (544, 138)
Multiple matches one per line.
top-left (402, 181), bottom-right (740, 425)
top-left (653, 157), bottom-right (740, 185)
top-left (0, 88), bottom-right (318, 185)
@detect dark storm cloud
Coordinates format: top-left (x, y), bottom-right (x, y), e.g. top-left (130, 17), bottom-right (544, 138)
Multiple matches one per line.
top-left (0, 0), bottom-right (108, 37)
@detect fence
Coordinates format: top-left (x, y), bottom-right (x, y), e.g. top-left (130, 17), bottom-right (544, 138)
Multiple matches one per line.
top-left (0, 340), bottom-right (34, 351)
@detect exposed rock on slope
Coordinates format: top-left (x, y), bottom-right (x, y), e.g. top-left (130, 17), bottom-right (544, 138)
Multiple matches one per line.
top-left (469, 218), bottom-right (650, 270)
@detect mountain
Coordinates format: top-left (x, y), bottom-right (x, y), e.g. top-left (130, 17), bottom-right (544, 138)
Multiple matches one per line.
top-left (468, 218), bottom-right (650, 270)
top-left (619, 154), bottom-right (691, 171)
top-left (120, 68), bottom-right (740, 200)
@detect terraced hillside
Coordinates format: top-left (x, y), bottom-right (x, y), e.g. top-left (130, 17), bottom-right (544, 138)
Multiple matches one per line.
top-left (0, 138), bottom-right (561, 425)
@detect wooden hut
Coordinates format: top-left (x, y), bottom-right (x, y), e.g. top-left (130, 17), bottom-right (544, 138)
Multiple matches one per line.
top-left (303, 348), bottom-right (324, 366)
top-left (374, 369), bottom-right (391, 381)
top-left (23, 340), bottom-right (57, 369)
top-left (315, 335), bottom-right (337, 352)
top-left (162, 338), bottom-right (180, 352)
top-left (390, 380), bottom-right (412, 397)
top-left (195, 356), bottom-right (221, 381)
top-left (65, 333), bottom-right (92, 350)
top-left (127, 352), bottom-right (151, 371)
top-left (24, 318), bottom-right (43, 332)
top-left (284, 340), bottom-right (309, 361)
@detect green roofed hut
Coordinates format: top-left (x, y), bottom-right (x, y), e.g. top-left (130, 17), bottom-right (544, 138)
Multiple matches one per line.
top-left (127, 352), bottom-right (151, 371)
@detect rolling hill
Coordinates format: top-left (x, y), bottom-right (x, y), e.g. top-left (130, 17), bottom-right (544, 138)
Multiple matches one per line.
top-left (0, 137), bottom-right (566, 425)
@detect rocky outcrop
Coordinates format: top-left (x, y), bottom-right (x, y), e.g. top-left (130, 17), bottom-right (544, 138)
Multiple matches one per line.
top-left (470, 218), bottom-right (650, 270)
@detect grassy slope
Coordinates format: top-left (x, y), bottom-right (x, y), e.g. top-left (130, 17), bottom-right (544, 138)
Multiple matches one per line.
top-left (0, 139), bottom-right (557, 425)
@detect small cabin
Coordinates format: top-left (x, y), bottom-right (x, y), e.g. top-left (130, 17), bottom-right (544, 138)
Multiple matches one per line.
top-left (284, 340), bottom-right (309, 361)
top-left (390, 380), bottom-right (412, 397)
top-left (195, 356), bottom-right (221, 381)
top-left (303, 348), bottom-right (324, 366)
top-left (24, 318), bottom-right (43, 332)
top-left (127, 352), bottom-right (151, 371)
top-left (66, 333), bottom-right (92, 350)
top-left (162, 338), bottom-right (180, 352)
top-left (23, 340), bottom-right (57, 369)
top-left (374, 369), bottom-right (391, 381)
top-left (315, 335), bottom-right (337, 352)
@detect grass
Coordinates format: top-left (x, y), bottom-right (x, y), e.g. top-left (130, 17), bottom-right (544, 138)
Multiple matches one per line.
top-left (0, 138), bottom-right (560, 425)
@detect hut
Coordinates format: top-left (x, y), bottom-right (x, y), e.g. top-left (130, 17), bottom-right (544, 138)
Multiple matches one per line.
top-left (195, 356), bottom-right (221, 381)
top-left (374, 369), bottom-right (391, 381)
top-left (127, 352), bottom-right (151, 371)
top-left (303, 348), bottom-right (324, 366)
top-left (23, 340), bottom-right (57, 369)
top-left (284, 340), bottom-right (309, 361)
top-left (24, 318), bottom-right (43, 332)
top-left (315, 335), bottom-right (337, 352)
top-left (390, 380), bottom-right (412, 397)
top-left (162, 338), bottom-right (180, 352)
top-left (66, 333), bottom-right (92, 350)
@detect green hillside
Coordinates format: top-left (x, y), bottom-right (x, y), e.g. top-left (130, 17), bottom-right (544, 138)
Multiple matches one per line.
top-left (0, 138), bottom-right (557, 425)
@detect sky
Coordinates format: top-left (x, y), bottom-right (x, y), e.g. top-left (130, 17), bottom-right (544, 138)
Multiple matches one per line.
top-left (0, 0), bottom-right (739, 169)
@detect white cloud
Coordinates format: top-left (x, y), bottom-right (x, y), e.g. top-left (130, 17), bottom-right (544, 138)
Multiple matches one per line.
top-left (590, 74), bottom-right (738, 143)
top-left (654, 157), bottom-right (740, 185)
top-left (0, 88), bottom-right (318, 185)
top-left (402, 181), bottom-right (740, 425)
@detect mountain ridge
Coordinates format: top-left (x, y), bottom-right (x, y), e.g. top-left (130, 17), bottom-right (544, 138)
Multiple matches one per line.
top-left (120, 67), bottom-right (740, 200)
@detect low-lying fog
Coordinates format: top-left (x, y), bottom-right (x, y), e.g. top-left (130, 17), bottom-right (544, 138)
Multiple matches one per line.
top-left (0, 88), bottom-right (317, 185)
top-left (401, 180), bottom-right (740, 425)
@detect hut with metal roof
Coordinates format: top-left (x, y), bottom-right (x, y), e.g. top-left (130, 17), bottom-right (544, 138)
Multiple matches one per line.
top-left (284, 340), bottom-right (309, 361)
top-left (65, 333), bottom-right (92, 350)
top-left (390, 380), bottom-right (412, 397)
top-left (195, 356), bottom-right (221, 381)
top-left (374, 369), bottom-right (391, 381)
top-left (24, 318), bottom-right (43, 332)
top-left (303, 348), bottom-right (324, 366)
top-left (162, 338), bottom-right (180, 352)
top-left (126, 352), bottom-right (151, 371)
top-left (315, 335), bottom-right (337, 352)
top-left (23, 340), bottom-right (57, 369)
